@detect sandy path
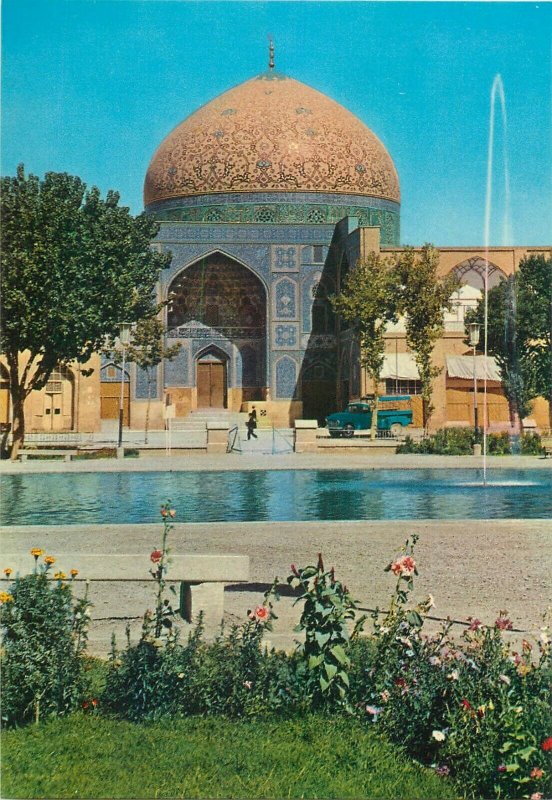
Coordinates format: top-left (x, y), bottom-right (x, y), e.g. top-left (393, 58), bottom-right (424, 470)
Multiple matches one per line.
top-left (2, 519), bottom-right (550, 654)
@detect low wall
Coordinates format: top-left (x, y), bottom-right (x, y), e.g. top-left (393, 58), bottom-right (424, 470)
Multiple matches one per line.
top-left (294, 421), bottom-right (398, 455)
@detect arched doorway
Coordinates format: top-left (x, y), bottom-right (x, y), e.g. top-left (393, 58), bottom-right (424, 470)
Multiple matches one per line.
top-left (196, 350), bottom-right (228, 408)
top-left (167, 253), bottom-right (267, 410)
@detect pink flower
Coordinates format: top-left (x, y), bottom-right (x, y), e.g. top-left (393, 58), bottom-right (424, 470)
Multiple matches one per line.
top-left (468, 617), bottom-right (482, 631)
top-left (150, 550), bottom-right (162, 564)
top-left (365, 705), bottom-right (382, 716)
top-left (461, 699), bottom-right (472, 711)
top-left (495, 615), bottom-right (513, 631)
top-left (530, 768), bottom-right (544, 779)
top-left (435, 765), bottom-right (450, 777)
top-left (497, 765), bottom-right (507, 773)
top-left (390, 555), bottom-right (416, 577)
top-left (530, 793), bottom-right (543, 800)
top-left (248, 605), bottom-right (269, 623)
top-left (168, 509), bottom-right (176, 518)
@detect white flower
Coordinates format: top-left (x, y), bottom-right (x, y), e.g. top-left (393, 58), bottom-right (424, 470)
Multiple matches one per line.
top-left (499, 674), bottom-right (511, 686)
top-left (447, 670), bottom-right (459, 681)
top-left (379, 626), bottom-right (390, 635)
top-left (432, 730), bottom-right (446, 742)
top-left (429, 656), bottom-right (441, 666)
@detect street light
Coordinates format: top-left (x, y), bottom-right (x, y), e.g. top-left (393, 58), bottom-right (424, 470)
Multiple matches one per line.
top-left (468, 322), bottom-right (481, 440)
top-left (117, 323), bottom-right (133, 448)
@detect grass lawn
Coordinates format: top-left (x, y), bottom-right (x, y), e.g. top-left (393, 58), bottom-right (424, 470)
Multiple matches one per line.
top-left (1, 714), bottom-right (461, 799)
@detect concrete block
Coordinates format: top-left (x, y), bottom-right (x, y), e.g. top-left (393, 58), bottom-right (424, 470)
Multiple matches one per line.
top-left (180, 582), bottom-right (225, 627)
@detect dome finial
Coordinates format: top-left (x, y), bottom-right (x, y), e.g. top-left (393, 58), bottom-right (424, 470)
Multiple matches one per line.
top-left (268, 37), bottom-right (275, 70)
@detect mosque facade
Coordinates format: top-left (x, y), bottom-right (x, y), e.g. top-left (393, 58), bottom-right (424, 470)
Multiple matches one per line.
top-left (3, 58), bottom-right (550, 436)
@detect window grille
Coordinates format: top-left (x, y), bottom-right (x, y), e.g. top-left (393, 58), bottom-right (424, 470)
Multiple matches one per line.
top-left (45, 369), bottom-right (63, 394)
top-left (385, 379), bottom-right (422, 396)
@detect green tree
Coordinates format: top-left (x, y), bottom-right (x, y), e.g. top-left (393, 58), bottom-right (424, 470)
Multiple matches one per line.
top-left (0, 165), bottom-right (170, 458)
top-left (466, 252), bottom-right (552, 430)
top-left (394, 246), bottom-right (459, 430)
top-left (517, 253), bottom-right (552, 429)
top-left (331, 253), bottom-right (398, 439)
top-left (122, 319), bottom-right (181, 443)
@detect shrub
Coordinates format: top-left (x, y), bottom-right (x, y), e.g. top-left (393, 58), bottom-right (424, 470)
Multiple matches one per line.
top-left (347, 536), bottom-right (552, 799)
top-left (288, 554), bottom-right (365, 711)
top-left (0, 553), bottom-right (91, 726)
top-left (398, 428), bottom-right (544, 457)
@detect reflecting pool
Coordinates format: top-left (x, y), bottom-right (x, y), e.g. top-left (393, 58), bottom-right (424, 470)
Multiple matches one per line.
top-left (1, 469), bottom-right (551, 525)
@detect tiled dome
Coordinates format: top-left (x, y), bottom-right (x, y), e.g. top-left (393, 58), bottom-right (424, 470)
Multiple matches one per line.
top-left (144, 71), bottom-right (400, 207)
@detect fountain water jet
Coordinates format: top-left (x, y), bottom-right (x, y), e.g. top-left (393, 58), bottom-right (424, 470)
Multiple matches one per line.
top-left (482, 74), bottom-right (512, 485)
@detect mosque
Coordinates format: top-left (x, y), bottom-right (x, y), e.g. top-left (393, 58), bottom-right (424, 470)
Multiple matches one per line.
top-left (4, 51), bottom-right (549, 436)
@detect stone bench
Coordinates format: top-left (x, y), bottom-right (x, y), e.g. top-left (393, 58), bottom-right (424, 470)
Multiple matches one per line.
top-left (17, 449), bottom-right (78, 462)
top-left (1, 553), bottom-right (250, 627)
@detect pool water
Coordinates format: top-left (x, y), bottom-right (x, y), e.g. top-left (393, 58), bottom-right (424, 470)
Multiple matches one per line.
top-left (1, 469), bottom-right (551, 525)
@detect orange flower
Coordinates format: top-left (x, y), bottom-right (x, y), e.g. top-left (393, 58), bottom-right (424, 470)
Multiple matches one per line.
top-left (3, 568), bottom-right (12, 577)
top-left (54, 571), bottom-right (67, 580)
top-left (0, 591), bottom-right (14, 604)
top-left (530, 768), bottom-right (544, 780)
top-left (160, 508), bottom-right (168, 518)
top-left (44, 556), bottom-right (56, 565)
top-left (169, 509), bottom-right (176, 518)
top-left (31, 548), bottom-right (45, 558)
top-left (70, 569), bottom-right (79, 578)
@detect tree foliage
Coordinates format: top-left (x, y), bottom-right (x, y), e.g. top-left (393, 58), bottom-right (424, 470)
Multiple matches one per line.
top-left (331, 253), bottom-right (398, 438)
top-left (395, 246), bottom-right (459, 429)
top-left (0, 165), bottom-right (170, 456)
top-left (466, 252), bottom-right (552, 429)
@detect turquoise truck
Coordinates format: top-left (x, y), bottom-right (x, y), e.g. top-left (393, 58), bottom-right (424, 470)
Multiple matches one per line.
top-left (326, 396), bottom-right (413, 437)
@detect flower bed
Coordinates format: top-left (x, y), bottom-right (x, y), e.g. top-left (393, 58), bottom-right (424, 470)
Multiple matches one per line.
top-left (1, 508), bottom-right (550, 799)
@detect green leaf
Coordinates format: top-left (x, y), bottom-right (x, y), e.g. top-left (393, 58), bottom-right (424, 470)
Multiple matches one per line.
top-left (406, 610), bottom-right (423, 627)
top-left (325, 662), bottom-right (338, 680)
top-left (315, 631), bottom-right (330, 648)
top-left (517, 746), bottom-right (537, 761)
top-left (331, 644), bottom-right (348, 665)
top-left (308, 655), bottom-right (323, 670)
top-left (505, 764), bottom-right (519, 773)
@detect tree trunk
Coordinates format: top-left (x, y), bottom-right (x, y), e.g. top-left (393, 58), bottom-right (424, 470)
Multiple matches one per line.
top-left (145, 372), bottom-right (151, 445)
top-left (370, 373), bottom-right (379, 441)
top-left (10, 388), bottom-right (26, 461)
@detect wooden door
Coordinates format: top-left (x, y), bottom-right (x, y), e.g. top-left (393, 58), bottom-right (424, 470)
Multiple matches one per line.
top-left (100, 383), bottom-right (130, 424)
top-left (197, 362), bottom-right (226, 408)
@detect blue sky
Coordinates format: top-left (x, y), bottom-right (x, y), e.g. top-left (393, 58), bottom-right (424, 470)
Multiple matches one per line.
top-left (2, 1), bottom-right (550, 246)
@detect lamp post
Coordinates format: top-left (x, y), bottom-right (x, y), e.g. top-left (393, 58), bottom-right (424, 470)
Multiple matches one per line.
top-left (468, 322), bottom-right (481, 440)
top-left (117, 323), bottom-right (132, 448)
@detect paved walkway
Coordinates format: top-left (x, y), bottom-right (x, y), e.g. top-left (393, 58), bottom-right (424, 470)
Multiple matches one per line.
top-left (1, 452), bottom-right (550, 474)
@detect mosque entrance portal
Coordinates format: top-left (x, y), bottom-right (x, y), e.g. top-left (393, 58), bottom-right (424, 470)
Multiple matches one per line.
top-left (197, 353), bottom-right (227, 408)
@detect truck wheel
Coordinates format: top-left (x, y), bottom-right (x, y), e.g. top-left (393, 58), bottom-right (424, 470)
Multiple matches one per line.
top-left (390, 423), bottom-right (403, 437)
top-left (343, 424), bottom-right (355, 438)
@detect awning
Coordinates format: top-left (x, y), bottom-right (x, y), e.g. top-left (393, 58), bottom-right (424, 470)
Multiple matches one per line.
top-left (381, 353), bottom-right (420, 380)
top-left (446, 355), bottom-right (502, 382)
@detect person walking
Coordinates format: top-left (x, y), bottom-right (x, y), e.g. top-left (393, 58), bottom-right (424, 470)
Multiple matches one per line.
top-left (246, 406), bottom-right (258, 440)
